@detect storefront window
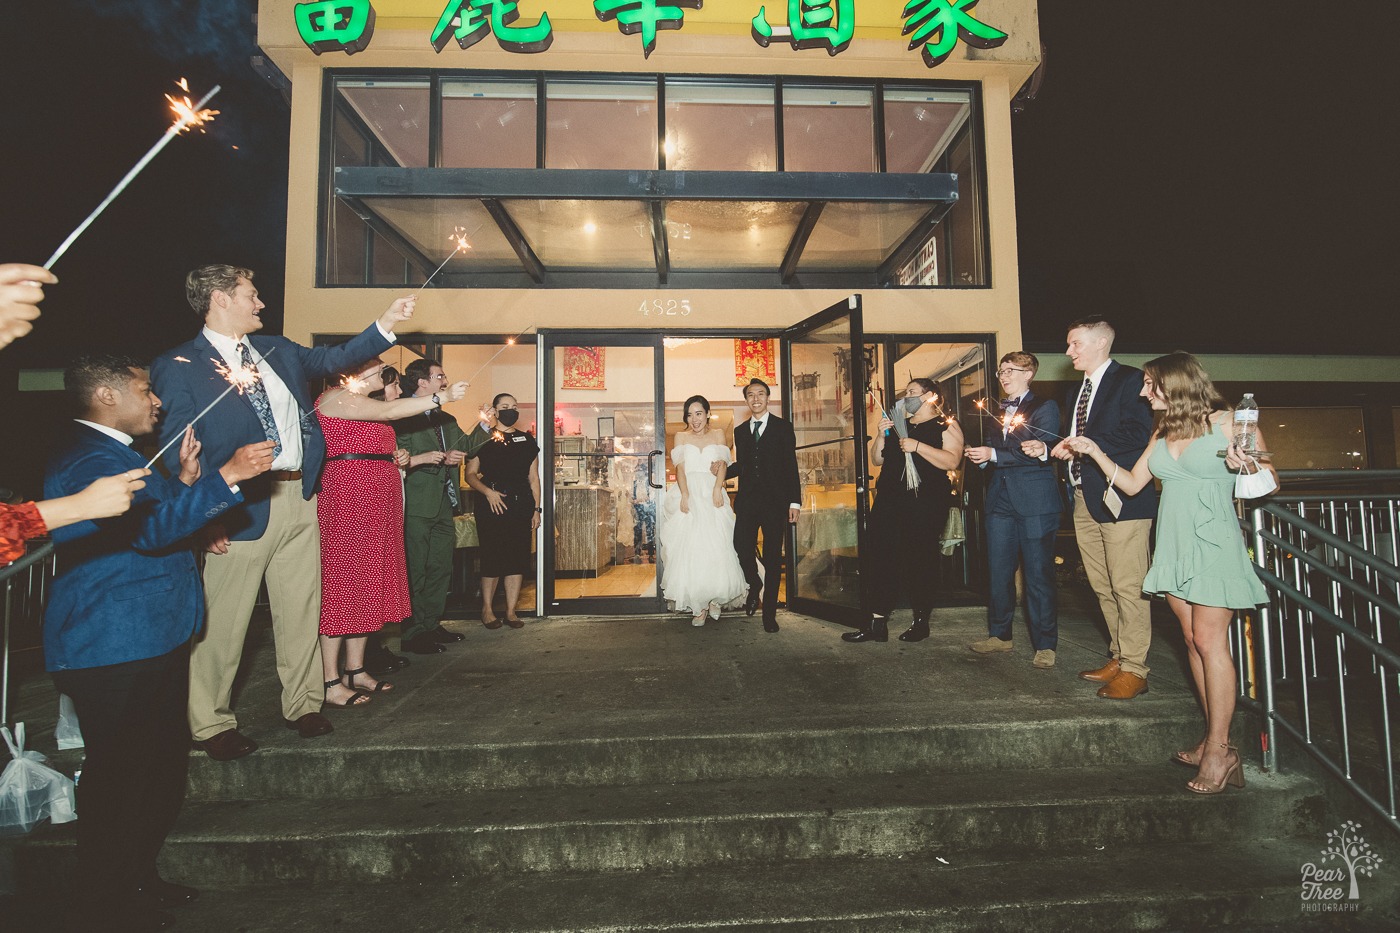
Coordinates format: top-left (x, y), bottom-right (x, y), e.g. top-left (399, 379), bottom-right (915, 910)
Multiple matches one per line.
top-left (546, 78), bottom-right (657, 170)
top-left (1266, 407), bottom-right (1368, 470)
top-left (782, 85), bottom-right (875, 173)
top-left (442, 78), bottom-right (537, 169)
top-left (322, 72), bottom-right (988, 288)
top-left (664, 80), bottom-right (776, 172)
top-left (336, 79), bottom-right (431, 167)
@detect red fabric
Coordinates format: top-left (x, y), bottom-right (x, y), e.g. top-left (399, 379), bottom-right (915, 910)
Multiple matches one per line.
top-left (1, 501), bottom-right (48, 565)
top-left (316, 397), bottom-right (410, 635)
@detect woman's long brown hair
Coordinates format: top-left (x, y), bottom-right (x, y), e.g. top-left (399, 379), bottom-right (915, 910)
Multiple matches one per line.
top-left (1142, 352), bottom-right (1226, 441)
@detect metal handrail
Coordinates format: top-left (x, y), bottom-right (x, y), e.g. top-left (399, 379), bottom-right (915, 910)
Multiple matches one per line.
top-left (1244, 493), bottom-right (1400, 835)
top-left (2, 540), bottom-right (56, 726)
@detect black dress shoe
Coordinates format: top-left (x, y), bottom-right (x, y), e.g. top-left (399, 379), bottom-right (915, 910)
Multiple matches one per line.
top-left (430, 624), bottom-right (465, 643)
top-left (898, 610), bottom-right (931, 643)
top-left (364, 643), bottom-right (409, 676)
top-left (134, 877), bottom-right (199, 907)
top-left (284, 712), bottom-right (334, 738)
top-left (763, 616), bottom-right (779, 633)
top-left (193, 728), bottom-right (257, 761)
top-left (403, 633), bottom-right (446, 654)
top-left (745, 590), bottom-right (760, 617)
top-left (841, 616), bottom-right (888, 643)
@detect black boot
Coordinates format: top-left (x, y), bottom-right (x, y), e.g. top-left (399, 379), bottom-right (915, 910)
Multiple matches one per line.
top-left (842, 615), bottom-right (889, 643)
top-left (898, 609), bottom-right (931, 642)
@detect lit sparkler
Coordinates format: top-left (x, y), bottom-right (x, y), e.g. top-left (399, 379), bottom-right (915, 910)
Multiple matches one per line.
top-left (144, 345), bottom-right (276, 469)
top-left (46, 80), bottom-right (221, 270)
top-left (972, 397), bottom-right (1068, 442)
top-left (464, 324), bottom-right (535, 385)
top-left (415, 227), bottom-right (473, 291)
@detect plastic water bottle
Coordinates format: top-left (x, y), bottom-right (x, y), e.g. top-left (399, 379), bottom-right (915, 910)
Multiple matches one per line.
top-left (1234, 393), bottom-right (1259, 452)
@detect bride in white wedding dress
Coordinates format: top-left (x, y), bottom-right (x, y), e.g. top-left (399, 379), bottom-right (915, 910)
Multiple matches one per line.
top-left (658, 395), bottom-right (749, 626)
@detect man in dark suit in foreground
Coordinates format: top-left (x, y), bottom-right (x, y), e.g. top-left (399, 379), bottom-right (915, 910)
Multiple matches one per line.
top-left (720, 378), bottom-right (801, 632)
top-left (45, 355), bottom-right (271, 932)
top-left (965, 351), bottom-right (1063, 669)
top-left (1049, 316), bottom-right (1158, 699)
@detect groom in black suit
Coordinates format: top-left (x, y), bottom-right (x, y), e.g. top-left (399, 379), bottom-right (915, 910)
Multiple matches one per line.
top-left (719, 378), bottom-right (801, 632)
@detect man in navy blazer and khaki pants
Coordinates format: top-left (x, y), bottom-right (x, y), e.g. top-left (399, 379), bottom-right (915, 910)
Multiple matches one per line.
top-left (46, 355), bottom-right (271, 929)
top-left (1049, 316), bottom-right (1158, 700)
top-left (150, 264), bottom-right (415, 758)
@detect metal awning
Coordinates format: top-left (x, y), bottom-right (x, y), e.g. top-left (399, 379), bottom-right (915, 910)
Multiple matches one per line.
top-left (333, 167), bottom-right (957, 288)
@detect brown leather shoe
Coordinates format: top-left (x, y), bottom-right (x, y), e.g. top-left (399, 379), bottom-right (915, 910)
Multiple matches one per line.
top-left (193, 728), bottom-right (257, 761)
top-left (1079, 658), bottom-right (1121, 683)
top-left (1097, 671), bottom-right (1149, 700)
top-left (284, 712), bottom-right (334, 738)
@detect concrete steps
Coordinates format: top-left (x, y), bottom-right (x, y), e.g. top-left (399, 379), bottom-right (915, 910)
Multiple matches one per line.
top-left (7, 609), bottom-right (1396, 929)
top-left (8, 843), bottom-right (1349, 932)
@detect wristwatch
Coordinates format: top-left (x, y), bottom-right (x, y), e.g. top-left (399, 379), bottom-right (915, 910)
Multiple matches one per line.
top-left (431, 393), bottom-right (442, 408)
top-left (534, 506), bottom-right (543, 513)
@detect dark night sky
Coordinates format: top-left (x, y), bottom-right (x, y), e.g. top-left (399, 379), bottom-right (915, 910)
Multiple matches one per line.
top-left (2, 0), bottom-right (1396, 371)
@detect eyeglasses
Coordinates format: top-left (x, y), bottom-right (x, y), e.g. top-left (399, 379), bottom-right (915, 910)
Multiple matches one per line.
top-left (996, 367), bottom-right (1031, 376)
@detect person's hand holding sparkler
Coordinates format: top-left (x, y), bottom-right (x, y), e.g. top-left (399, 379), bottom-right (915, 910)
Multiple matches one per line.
top-left (1021, 439), bottom-right (1048, 459)
top-left (377, 295), bottom-right (417, 333)
top-left (177, 425), bottom-right (203, 486)
top-left (1049, 438), bottom-right (1076, 461)
top-left (64, 470), bottom-right (150, 521)
top-left (965, 445), bottom-right (994, 465)
top-left (0, 263), bottom-right (57, 349)
top-left (218, 440), bottom-right (277, 488)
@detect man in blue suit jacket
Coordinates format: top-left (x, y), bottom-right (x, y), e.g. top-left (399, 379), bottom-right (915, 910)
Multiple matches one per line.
top-left (46, 354), bottom-right (271, 931)
top-left (965, 352), bottom-right (1063, 668)
top-left (1049, 316), bottom-right (1158, 700)
top-left (149, 264), bottom-right (416, 759)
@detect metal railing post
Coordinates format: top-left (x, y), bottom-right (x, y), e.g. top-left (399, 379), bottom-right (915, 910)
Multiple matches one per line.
top-left (1251, 506), bottom-right (1278, 772)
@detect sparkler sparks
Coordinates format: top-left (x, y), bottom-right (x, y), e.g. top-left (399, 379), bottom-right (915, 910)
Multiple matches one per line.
top-left (972, 398), bottom-right (1068, 442)
top-left (415, 227), bottom-right (474, 291)
top-left (144, 345), bottom-right (277, 469)
top-left (464, 325), bottom-right (535, 385)
top-left (45, 80), bottom-right (222, 270)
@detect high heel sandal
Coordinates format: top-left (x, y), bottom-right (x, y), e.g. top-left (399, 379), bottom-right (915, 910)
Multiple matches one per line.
top-left (323, 677), bottom-right (371, 708)
top-left (1186, 743), bottom-right (1245, 795)
top-left (708, 600), bottom-right (721, 621)
top-left (1173, 742), bottom-right (1234, 768)
top-left (342, 667), bottom-right (392, 694)
top-left (691, 611), bottom-right (706, 627)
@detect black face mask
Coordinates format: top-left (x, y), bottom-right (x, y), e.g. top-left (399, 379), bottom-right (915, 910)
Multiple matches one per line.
top-left (496, 409), bottom-right (520, 427)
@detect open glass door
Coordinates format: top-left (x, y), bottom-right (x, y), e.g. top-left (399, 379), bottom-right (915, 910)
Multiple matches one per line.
top-left (781, 296), bottom-right (868, 625)
top-left (541, 333), bottom-right (668, 615)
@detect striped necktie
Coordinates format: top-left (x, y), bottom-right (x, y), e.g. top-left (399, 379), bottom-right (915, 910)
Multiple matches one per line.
top-left (238, 342), bottom-right (281, 459)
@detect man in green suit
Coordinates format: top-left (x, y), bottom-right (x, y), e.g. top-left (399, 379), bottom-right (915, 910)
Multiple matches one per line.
top-left (395, 358), bottom-right (490, 654)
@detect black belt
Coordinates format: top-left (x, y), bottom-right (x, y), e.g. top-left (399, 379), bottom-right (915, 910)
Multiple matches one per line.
top-left (326, 453), bottom-right (394, 462)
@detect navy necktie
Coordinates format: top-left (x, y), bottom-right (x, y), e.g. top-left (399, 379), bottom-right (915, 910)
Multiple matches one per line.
top-left (238, 342), bottom-right (281, 459)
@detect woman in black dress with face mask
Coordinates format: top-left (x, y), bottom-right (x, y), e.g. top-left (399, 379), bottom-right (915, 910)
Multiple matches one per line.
top-left (843, 378), bottom-right (964, 644)
top-left (465, 394), bottom-right (541, 628)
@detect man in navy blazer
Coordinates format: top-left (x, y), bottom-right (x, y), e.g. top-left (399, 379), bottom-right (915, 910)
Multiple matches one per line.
top-left (150, 264), bottom-right (416, 758)
top-left (965, 352), bottom-right (1063, 668)
top-left (1049, 316), bottom-right (1158, 700)
top-left (46, 354), bottom-right (272, 931)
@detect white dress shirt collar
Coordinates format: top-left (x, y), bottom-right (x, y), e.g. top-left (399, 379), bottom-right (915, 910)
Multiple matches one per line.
top-left (75, 419), bottom-right (134, 447)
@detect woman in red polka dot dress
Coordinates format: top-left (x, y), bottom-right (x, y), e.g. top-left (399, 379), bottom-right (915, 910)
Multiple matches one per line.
top-left (316, 360), bottom-right (468, 707)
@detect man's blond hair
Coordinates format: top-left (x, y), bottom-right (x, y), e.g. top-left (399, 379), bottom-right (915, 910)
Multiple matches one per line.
top-left (186, 264), bottom-right (254, 319)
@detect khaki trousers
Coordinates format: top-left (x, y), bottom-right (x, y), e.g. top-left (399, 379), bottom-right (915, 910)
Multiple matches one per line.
top-left (188, 479), bottom-right (323, 741)
top-left (1073, 488), bottom-right (1153, 677)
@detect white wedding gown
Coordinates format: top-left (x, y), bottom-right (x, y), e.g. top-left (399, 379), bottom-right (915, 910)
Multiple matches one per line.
top-left (658, 444), bottom-right (749, 615)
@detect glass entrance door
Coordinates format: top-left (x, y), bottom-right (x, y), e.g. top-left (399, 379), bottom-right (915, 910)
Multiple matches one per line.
top-left (782, 296), bottom-right (869, 625)
top-left (541, 333), bottom-right (668, 615)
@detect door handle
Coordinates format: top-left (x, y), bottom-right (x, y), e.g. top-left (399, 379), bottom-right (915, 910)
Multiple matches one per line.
top-left (646, 449), bottom-right (664, 489)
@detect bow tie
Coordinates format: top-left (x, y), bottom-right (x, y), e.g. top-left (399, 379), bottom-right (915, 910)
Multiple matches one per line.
top-left (1000, 397), bottom-right (1020, 411)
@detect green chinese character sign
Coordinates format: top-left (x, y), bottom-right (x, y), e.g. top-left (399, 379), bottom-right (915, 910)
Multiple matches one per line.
top-left (295, 0), bottom-right (376, 55)
top-left (595, 0), bottom-right (701, 59)
top-left (432, 0), bottom-right (554, 54)
top-left (902, 0), bottom-right (1007, 68)
top-left (752, 0), bottom-right (854, 57)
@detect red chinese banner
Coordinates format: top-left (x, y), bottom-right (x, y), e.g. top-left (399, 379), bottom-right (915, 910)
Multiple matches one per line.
top-left (562, 346), bottom-right (606, 389)
top-left (734, 339), bottom-right (776, 387)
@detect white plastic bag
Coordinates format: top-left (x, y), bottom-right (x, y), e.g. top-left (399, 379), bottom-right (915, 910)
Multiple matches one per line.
top-left (55, 694), bottom-right (85, 751)
top-left (0, 723), bottom-right (77, 836)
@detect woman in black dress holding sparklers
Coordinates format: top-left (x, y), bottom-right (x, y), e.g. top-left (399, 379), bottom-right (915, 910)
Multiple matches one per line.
top-left (842, 378), bottom-right (963, 644)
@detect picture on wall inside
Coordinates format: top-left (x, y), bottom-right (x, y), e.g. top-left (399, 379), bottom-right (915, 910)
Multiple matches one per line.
top-left (734, 339), bottom-right (776, 387)
top-left (563, 346), bottom-right (606, 389)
